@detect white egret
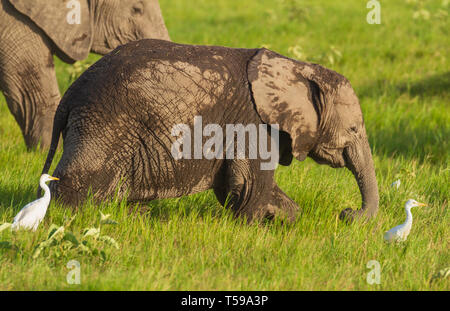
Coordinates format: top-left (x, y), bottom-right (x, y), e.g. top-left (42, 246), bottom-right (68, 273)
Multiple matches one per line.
top-left (11, 174), bottom-right (59, 231)
top-left (384, 199), bottom-right (427, 243)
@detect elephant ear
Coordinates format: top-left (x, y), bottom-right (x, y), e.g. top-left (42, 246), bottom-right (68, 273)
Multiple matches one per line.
top-left (10, 0), bottom-right (92, 61)
top-left (247, 49), bottom-right (323, 162)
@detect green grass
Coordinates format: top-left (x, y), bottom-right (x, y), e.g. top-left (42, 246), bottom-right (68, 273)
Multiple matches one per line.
top-left (0, 0), bottom-right (448, 290)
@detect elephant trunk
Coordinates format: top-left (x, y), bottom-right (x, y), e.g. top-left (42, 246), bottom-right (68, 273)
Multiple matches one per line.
top-left (142, 0), bottom-right (171, 41)
top-left (341, 138), bottom-right (379, 220)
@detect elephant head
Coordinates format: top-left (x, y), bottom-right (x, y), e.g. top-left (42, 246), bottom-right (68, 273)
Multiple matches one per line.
top-left (9, 0), bottom-right (170, 62)
top-left (247, 49), bottom-right (379, 220)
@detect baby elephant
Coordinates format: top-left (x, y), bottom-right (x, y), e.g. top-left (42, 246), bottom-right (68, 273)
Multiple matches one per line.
top-left (41, 39), bottom-right (379, 223)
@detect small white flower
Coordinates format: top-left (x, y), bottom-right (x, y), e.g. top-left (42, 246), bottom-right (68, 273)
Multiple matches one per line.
top-left (391, 179), bottom-right (401, 189)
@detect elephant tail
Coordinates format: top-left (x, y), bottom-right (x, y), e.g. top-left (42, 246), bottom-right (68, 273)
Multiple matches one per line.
top-left (38, 104), bottom-right (69, 197)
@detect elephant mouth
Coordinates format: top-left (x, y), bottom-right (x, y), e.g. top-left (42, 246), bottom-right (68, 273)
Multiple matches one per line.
top-left (342, 147), bottom-right (350, 166)
top-left (309, 146), bottom-right (346, 168)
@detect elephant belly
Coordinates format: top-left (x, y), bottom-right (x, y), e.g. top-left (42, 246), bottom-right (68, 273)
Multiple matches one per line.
top-left (124, 139), bottom-right (224, 202)
top-left (150, 167), bottom-right (217, 200)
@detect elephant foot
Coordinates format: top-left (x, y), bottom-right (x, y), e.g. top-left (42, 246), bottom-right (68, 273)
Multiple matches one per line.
top-left (339, 207), bottom-right (375, 223)
top-left (264, 204), bottom-right (301, 224)
top-left (265, 185), bottom-right (301, 223)
top-left (339, 208), bottom-right (357, 223)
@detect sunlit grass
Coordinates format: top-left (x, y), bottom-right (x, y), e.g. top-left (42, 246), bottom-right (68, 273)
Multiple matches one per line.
top-left (0, 0), bottom-right (448, 290)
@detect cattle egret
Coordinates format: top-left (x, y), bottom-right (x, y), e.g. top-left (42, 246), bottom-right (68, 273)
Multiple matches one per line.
top-left (11, 174), bottom-right (59, 231)
top-left (384, 199), bottom-right (427, 242)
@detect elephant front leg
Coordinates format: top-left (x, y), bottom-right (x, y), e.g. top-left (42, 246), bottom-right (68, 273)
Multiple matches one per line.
top-left (0, 38), bottom-right (61, 150)
top-left (213, 159), bottom-right (300, 223)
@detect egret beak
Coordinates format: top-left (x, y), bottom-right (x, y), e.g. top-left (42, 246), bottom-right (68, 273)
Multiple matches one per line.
top-left (49, 176), bottom-right (59, 181)
top-left (417, 202), bottom-right (427, 207)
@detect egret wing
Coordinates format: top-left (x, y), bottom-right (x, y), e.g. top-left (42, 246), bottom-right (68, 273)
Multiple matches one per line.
top-left (13, 198), bottom-right (43, 224)
top-left (384, 224), bottom-right (405, 242)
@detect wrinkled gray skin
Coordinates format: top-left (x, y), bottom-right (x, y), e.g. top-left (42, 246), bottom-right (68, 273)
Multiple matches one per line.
top-left (0, 0), bottom-right (170, 149)
top-left (41, 40), bottom-right (379, 223)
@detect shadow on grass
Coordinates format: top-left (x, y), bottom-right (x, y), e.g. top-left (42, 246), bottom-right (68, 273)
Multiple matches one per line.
top-left (358, 72), bottom-right (449, 165)
top-left (396, 72), bottom-right (450, 99)
top-left (132, 192), bottom-right (303, 232)
top-left (0, 186), bottom-right (35, 213)
top-left (358, 71), bottom-right (450, 99)
top-left (126, 190), bottom-right (233, 222)
top-left (369, 118), bottom-right (448, 166)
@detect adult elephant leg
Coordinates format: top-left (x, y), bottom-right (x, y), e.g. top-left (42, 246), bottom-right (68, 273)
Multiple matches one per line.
top-left (0, 20), bottom-right (60, 149)
top-left (213, 159), bottom-right (300, 222)
top-left (2, 70), bottom-right (60, 149)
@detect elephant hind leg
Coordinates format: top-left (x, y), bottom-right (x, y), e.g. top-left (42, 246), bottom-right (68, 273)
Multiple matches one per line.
top-left (213, 159), bottom-right (300, 223)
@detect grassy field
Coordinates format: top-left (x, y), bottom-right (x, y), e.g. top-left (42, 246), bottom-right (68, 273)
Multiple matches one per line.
top-left (0, 0), bottom-right (448, 290)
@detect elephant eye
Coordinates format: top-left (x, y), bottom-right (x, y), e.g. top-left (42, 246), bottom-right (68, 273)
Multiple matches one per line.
top-left (132, 3), bottom-right (144, 16)
top-left (350, 126), bottom-right (358, 133)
